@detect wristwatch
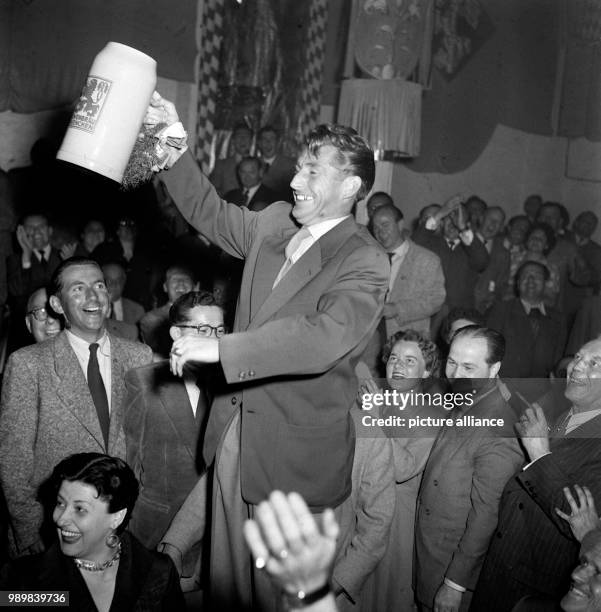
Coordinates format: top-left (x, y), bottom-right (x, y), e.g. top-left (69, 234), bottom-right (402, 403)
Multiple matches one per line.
top-left (281, 583), bottom-right (332, 609)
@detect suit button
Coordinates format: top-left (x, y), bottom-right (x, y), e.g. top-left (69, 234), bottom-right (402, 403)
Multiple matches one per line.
top-left (239, 372), bottom-right (246, 380)
top-left (248, 370), bottom-right (255, 377)
top-left (231, 397), bottom-right (237, 405)
top-left (433, 479), bottom-right (438, 486)
top-left (425, 509), bottom-right (430, 516)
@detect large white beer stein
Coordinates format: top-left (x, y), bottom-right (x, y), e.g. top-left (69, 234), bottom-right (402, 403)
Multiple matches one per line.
top-left (57, 42), bottom-right (157, 183)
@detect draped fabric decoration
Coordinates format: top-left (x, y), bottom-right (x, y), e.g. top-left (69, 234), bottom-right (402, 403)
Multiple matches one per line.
top-left (295, 0), bottom-right (329, 140)
top-left (338, 79), bottom-right (422, 158)
top-left (195, 0), bottom-right (226, 173)
top-left (558, 0), bottom-right (601, 141)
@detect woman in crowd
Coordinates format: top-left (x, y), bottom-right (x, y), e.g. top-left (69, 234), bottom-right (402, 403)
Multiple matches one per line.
top-left (361, 329), bottom-right (442, 611)
top-left (1, 453), bottom-right (184, 611)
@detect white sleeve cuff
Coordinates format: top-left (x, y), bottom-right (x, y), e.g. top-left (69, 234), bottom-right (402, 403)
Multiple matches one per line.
top-left (444, 578), bottom-right (466, 592)
top-left (522, 452), bottom-right (552, 471)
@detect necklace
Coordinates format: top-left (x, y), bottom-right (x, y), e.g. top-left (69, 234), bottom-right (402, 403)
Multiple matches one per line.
top-left (74, 543), bottom-right (121, 572)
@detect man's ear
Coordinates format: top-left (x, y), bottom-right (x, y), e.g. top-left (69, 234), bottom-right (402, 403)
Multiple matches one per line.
top-left (162, 282), bottom-right (168, 295)
top-left (342, 175), bottom-right (361, 201)
top-left (49, 295), bottom-right (64, 316)
top-left (193, 282), bottom-right (200, 291)
top-left (490, 361), bottom-right (501, 378)
top-left (397, 218), bottom-right (405, 234)
top-left (169, 325), bottom-right (182, 341)
top-left (25, 316), bottom-right (32, 334)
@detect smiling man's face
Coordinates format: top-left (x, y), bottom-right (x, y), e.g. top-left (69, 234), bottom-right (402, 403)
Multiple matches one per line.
top-left (50, 264), bottom-right (109, 343)
top-left (565, 338), bottom-right (601, 413)
top-left (289, 145), bottom-right (356, 227)
top-left (562, 530), bottom-right (601, 612)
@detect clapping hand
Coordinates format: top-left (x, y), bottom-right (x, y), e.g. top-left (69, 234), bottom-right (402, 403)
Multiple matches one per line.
top-left (16, 225), bottom-right (33, 258)
top-left (60, 242), bottom-right (77, 260)
top-left (556, 485), bottom-right (601, 542)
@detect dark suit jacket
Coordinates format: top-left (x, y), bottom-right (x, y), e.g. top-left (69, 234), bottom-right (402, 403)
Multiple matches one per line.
top-left (413, 227), bottom-right (489, 309)
top-left (223, 183), bottom-right (278, 211)
top-left (0, 532), bottom-right (185, 611)
top-left (162, 151), bottom-right (389, 510)
top-left (415, 382), bottom-right (523, 606)
top-left (486, 298), bottom-right (566, 379)
top-left (124, 361), bottom-right (212, 552)
top-left (262, 154), bottom-right (296, 202)
top-left (474, 236), bottom-right (510, 313)
top-left (472, 412), bottom-right (601, 611)
top-left (7, 248), bottom-right (61, 302)
top-left (209, 155), bottom-right (239, 196)
top-left (0, 331), bottom-right (152, 555)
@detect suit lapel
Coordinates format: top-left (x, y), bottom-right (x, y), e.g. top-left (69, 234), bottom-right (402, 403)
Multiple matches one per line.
top-left (108, 334), bottom-right (127, 452)
top-left (54, 332), bottom-right (106, 451)
top-left (249, 217), bottom-right (358, 329)
top-left (157, 370), bottom-right (199, 460)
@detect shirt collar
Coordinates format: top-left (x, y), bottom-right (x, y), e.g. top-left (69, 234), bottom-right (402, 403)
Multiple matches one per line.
top-left (66, 328), bottom-right (110, 355)
top-left (520, 299), bottom-right (546, 316)
top-left (389, 239), bottom-right (410, 258)
top-left (306, 216), bottom-right (350, 241)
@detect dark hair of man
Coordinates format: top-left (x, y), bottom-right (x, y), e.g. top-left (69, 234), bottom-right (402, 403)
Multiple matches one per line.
top-left (258, 125), bottom-right (278, 139)
top-left (527, 222), bottom-right (556, 254)
top-left (169, 290), bottom-right (220, 326)
top-left (516, 259), bottom-right (551, 283)
top-left (237, 156), bottom-right (262, 172)
top-left (382, 329), bottom-right (440, 376)
top-left (486, 205), bottom-right (506, 221)
top-left (373, 203), bottom-right (404, 222)
top-left (442, 307), bottom-right (485, 344)
top-left (22, 212), bottom-right (50, 225)
top-left (508, 214), bottom-right (530, 229)
top-left (367, 191), bottom-right (394, 207)
top-left (49, 453), bottom-right (139, 534)
top-left (164, 264), bottom-right (195, 284)
top-left (49, 256), bottom-right (102, 298)
top-left (306, 124), bottom-right (375, 202)
top-left (452, 325), bottom-right (506, 365)
top-left (233, 122), bottom-right (253, 137)
top-left (466, 196), bottom-right (487, 210)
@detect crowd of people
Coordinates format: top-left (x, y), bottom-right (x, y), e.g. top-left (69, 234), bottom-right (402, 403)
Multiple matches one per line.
top-left (0, 92), bottom-right (600, 612)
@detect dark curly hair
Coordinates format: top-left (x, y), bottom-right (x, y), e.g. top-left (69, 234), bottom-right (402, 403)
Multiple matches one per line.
top-left (306, 124), bottom-right (375, 202)
top-left (382, 329), bottom-right (440, 377)
top-left (49, 453), bottom-right (139, 534)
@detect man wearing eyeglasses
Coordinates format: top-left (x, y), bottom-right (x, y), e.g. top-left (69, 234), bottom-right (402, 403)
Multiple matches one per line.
top-left (24, 287), bottom-right (61, 344)
top-left (124, 290), bottom-right (226, 586)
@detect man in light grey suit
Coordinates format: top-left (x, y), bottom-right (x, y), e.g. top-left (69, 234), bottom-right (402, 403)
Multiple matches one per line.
top-left (0, 257), bottom-right (152, 557)
top-left (372, 204), bottom-right (445, 338)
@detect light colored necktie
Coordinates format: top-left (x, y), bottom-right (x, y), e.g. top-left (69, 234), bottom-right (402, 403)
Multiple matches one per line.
top-left (273, 227), bottom-right (312, 287)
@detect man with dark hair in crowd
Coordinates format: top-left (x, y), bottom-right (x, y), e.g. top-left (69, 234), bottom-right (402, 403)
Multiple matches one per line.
top-left (223, 156), bottom-right (277, 211)
top-left (366, 191), bottom-right (394, 220)
top-left (125, 290), bottom-right (226, 584)
top-left (524, 194), bottom-right (543, 224)
top-left (474, 206), bottom-right (510, 313)
top-left (440, 306), bottom-right (486, 348)
top-left (102, 261), bottom-right (145, 325)
top-left (256, 125), bottom-right (296, 202)
top-left (465, 195), bottom-right (487, 233)
top-left (210, 123), bottom-right (253, 196)
top-left (415, 325), bottom-right (522, 612)
top-left (414, 196), bottom-right (489, 313)
top-left (23, 287), bottom-right (61, 344)
top-left (472, 335), bottom-right (601, 611)
top-left (139, 264), bottom-right (198, 358)
top-left (151, 90), bottom-right (388, 611)
top-left (75, 219), bottom-right (106, 257)
top-left (0, 256), bottom-right (152, 557)
top-left (502, 214), bottom-right (531, 300)
top-left (487, 260), bottom-right (566, 384)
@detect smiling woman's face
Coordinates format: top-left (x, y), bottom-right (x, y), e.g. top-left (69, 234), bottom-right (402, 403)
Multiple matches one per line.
top-left (386, 340), bottom-right (429, 392)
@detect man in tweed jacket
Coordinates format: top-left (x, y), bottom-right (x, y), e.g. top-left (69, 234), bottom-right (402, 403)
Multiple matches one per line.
top-left (0, 257), bottom-right (152, 557)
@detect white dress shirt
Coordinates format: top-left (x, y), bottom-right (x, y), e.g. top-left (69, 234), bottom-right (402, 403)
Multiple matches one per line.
top-left (66, 330), bottom-right (112, 412)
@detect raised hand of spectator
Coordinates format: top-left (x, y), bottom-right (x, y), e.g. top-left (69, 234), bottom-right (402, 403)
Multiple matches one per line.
top-left (243, 491), bottom-right (338, 609)
top-left (556, 485), bottom-right (601, 542)
top-left (515, 402), bottom-right (550, 462)
top-left (169, 335), bottom-right (219, 376)
top-left (16, 225), bottom-right (33, 260)
top-left (60, 242), bottom-right (77, 260)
